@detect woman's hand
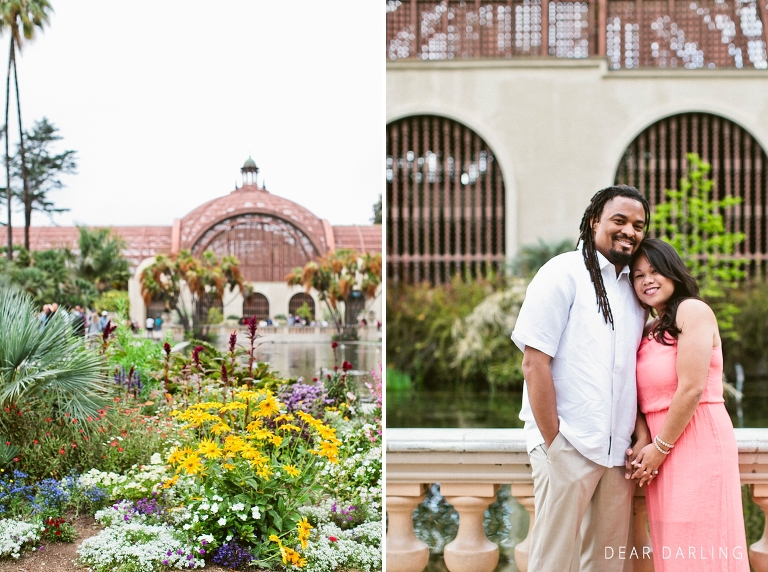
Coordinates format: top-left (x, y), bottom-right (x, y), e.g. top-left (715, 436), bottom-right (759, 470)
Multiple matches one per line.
top-left (630, 443), bottom-right (667, 487)
top-left (625, 433), bottom-right (651, 479)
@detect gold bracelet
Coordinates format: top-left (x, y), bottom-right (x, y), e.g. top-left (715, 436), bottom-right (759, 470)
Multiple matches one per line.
top-left (655, 435), bottom-right (674, 449)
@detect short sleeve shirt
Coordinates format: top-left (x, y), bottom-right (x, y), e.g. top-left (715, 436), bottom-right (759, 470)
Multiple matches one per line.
top-left (511, 248), bottom-right (646, 467)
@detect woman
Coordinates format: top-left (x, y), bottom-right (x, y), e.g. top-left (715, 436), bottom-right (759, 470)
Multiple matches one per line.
top-left (627, 238), bottom-right (748, 571)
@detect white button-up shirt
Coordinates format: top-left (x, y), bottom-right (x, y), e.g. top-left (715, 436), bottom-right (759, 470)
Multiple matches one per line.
top-left (511, 248), bottom-right (646, 467)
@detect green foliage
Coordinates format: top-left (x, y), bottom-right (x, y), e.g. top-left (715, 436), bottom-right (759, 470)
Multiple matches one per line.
top-left (511, 238), bottom-right (574, 278)
top-left (286, 249), bottom-right (382, 338)
top-left (206, 306), bottom-right (223, 325)
top-left (94, 290), bottom-right (129, 313)
top-left (0, 246), bottom-right (97, 308)
top-left (73, 226), bottom-right (130, 293)
top-left (450, 280), bottom-right (527, 391)
top-left (140, 250), bottom-right (243, 335)
top-left (723, 281), bottom-right (768, 374)
top-left (385, 367), bottom-right (412, 392)
top-left (371, 194), bottom-right (382, 224)
top-left (295, 301), bottom-right (314, 321)
top-left (386, 275), bottom-right (502, 390)
top-left (0, 285), bottom-right (111, 426)
top-left (11, 117), bottom-right (77, 226)
top-left (651, 153), bottom-right (745, 336)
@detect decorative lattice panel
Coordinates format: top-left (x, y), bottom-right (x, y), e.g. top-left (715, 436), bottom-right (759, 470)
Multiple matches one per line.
top-left (244, 293), bottom-right (270, 321)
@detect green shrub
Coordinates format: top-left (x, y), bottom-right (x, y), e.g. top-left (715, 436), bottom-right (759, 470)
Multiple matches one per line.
top-left (386, 275), bottom-right (503, 390)
top-left (724, 281), bottom-right (768, 376)
top-left (94, 290), bottom-right (129, 313)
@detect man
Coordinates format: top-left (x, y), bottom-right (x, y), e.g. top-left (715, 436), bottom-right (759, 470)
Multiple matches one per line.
top-left (511, 185), bottom-right (650, 572)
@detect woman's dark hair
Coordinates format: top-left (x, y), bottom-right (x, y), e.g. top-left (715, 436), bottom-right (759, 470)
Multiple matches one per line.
top-left (578, 185), bottom-right (650, 329)
top-left (631, 238), bottom-right (701, 345)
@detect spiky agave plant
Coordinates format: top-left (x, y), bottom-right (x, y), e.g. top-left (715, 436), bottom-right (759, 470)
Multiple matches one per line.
top-left (0, 285), bottom-right (111, 424)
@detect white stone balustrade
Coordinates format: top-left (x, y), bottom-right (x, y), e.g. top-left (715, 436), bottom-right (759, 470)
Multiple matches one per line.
top-left (387, 428), bottom-right (768, 572)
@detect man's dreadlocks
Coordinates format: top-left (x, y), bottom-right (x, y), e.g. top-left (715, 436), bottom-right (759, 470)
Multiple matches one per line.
top-left (577, 185), bottom-right (650, 329)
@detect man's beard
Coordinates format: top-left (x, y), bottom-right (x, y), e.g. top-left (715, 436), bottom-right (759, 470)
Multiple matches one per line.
top-left (607, 248), bottom-right (632, 267)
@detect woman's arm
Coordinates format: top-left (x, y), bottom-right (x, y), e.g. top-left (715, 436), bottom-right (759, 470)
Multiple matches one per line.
top-left (631, 299), bottom-right (718, 484)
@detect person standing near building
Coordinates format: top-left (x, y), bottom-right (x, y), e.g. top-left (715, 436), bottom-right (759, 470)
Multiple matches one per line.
top-left (511, 185), bottom-right (650, 571)
top-left (145, 316), bottom-right (155, 338)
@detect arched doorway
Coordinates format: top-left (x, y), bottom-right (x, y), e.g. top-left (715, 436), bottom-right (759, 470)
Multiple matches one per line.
top-left (195, 292), bottom-right (223, 326)
top-left (615, 112), bottom-right (768, 275)
top-left (288, 293), bottom-right (315, 321)
top-left (387, 115), bottom-right (506, 284)
top-left (243, 292), bottom-right (269, 321)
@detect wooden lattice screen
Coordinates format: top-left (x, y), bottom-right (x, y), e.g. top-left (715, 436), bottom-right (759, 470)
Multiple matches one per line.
top-left (386, 0), bottom-right (768, 68)
top-left (243, 293), bottom-right (270, 321)
top-left (387, 115), bottom-right (506, 284)
top-left (615, 112), bottom-right (768, 275)
top-left (288, 293), bottom-right (316, 320)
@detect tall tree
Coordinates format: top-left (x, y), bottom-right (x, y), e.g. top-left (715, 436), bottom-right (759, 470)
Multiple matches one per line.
top-left (2, 0), bottom-right (52, 260)
top-left (11, 117), bottom-right (76, 238)
top-left (72, 226), bottom-right (130, 294)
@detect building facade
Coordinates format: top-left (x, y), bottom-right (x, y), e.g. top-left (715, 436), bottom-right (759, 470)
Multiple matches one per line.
top-left (13, 159), bottom-right (382, 325)
top-left (386, 0), bottom-right (768, 282)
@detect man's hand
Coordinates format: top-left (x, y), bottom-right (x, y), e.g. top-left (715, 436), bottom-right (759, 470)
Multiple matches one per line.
top-left (522, 346), bottom-right (559, 447)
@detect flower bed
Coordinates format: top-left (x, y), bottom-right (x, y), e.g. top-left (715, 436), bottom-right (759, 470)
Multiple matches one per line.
top-left (0, 311), bottom-right (382, 571)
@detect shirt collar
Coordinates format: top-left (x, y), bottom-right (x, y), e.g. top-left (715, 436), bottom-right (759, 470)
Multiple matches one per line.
top-left (579, 240), bottom-right (631, 279)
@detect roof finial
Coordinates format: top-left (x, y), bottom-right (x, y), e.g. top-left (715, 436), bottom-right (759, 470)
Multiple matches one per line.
top-left (241, 156), bottom-right (259, 187)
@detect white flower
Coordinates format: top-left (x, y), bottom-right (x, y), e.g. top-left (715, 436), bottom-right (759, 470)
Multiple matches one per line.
top-left (211, 503), bottom-right (219, 514)
top-left (251, 506), bottom-right (261, 519)
top-left (218, 517), bottom-right (227, 526)
top-left (231, 502), bottom-right (245, 512)
top-left (239, 513), bottom-right (247, 521)
top-left (200, 503), bottom-right (210, 511)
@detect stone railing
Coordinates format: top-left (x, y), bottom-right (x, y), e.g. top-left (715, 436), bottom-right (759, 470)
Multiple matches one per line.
top-left (386, 428), bottom-right (768, 572)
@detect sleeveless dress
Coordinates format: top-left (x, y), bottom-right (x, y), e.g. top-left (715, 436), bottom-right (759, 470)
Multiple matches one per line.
top-left (636, 335), bottom-right (749, 572)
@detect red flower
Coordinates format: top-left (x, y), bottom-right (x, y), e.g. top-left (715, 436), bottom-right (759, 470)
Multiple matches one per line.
top-left (71, 443), bottom-right (77, 448)
top-left (329, 536), bottom-right (338, 542)
top-left (331, 342), bottom-right (338, 349)
top-left (110, 441), bottom-right (118, 447)
top-left (46, 418), bottom-right (52, 422)
top-left (4, 442), bottom-right (9, 446)
top-left (33, 440), bottom-right (38, 445)
top-left (12, 457), bottom-right (18, 462)
top-left (45, 432), bottom-right (50, 437)
top-left (59, 449), bottom-right (65, 455)
top-left (118, 447), bottom-right (124, 452)
top-left (114, 397), bottom-right (120, 403)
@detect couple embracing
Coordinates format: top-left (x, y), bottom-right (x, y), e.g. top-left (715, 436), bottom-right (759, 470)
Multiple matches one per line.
top-left (512, 185), bottom-right (748, 572)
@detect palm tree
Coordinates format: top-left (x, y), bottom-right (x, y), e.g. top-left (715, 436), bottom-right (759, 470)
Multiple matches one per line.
top-left (74, 226), bottom-right (131, 294)
top-left (0, 284), bottom-right (111, 424)
top-left (3, 0), bottom-right (52, 258)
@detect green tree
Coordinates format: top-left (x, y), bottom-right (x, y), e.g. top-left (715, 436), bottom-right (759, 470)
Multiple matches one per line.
top-left (10, 117), bottom-right (76, 242)
top-left (286, 249), bottom-right (382, 339)
top-left (2, 0), bottom-right (52, 260)
top-left (371, 194), bottom-right (382, 224)
top-left (651, 152), bottom-right (745, 336)
top-left (73, 226), bottom-right (130, 293)
top-left (140, 250), bottom-right (244, 335)
top-left (0, 284), bottom-right (110, 425)
top-left (511, 238), bottom-right (574, 278)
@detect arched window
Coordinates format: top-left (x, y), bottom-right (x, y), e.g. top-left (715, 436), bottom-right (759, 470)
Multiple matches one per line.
top-left (387, 115), bottom-right (506, 284)
top-left (192, 214), bottom-right (318, 282)
top-left (288, 293), bottom-right (315, 321)
top-left (243, 293), bottom-right (270, 321)
top-left (615, 112), bottom-right (768, 274)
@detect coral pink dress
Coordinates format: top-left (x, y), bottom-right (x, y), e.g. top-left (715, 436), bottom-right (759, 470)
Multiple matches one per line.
top-left (636, 335), bottom-right (749, 572)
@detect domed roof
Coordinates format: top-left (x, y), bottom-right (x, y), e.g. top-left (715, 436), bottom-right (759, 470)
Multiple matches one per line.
top-left (178, 185), bottom-right (329, 255)
top-left (242, 156), bottom-right (257, 170)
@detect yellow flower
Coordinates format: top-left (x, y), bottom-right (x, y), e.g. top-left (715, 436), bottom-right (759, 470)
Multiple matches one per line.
top-left (283, 464), bottom-right (300, 478)
top-left (196, 401), bottom-right (223, 410)
top-left (269, 534), bottom-right (282, 545)
top-left (245, 419), bottom-right (263, 432)
top-left (197, 439), bottom-right (222, 459)
top-left (211, 422), bottom-right (232, 435)
top-left (275, 413), bottom-right (295, 423)
top-left (179, 453), bottom-right (204, 476)
top-left (161, 475), bottom-right (179, 489)
top-left (167, 448), bottom-right (185, 465)
top-left (297, 517), bottom-right (313, 548)
top-left (257, 392), bottom-right (281, 417)
top-left (219, 401), bottom-right (248, 413)
top-left (235, 389), bottom-right (260, 402)
top-left (240, 447), bottom-right (269, 465)
top-left (250, 428), bottom-right (271, 440)
top-left (316, 425), bottom-right (337, 440)
top-left (269, 434), bottom-right (283, 447)
top-left (256, 464), bottom-right (273, 480)
top-left (280, 424), bottom-right (302, 433)
top-left (223, 435), bottom-right (246, 453)
top-left (222, 463), bottom-right (235, 471)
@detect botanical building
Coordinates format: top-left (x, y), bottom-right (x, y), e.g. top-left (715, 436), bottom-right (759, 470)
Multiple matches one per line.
top-left (12, 159), bottom-right (382, 325)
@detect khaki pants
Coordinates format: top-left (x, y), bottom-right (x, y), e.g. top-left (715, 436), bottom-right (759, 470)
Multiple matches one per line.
top-left (528, 432), bottom-right (633, 572)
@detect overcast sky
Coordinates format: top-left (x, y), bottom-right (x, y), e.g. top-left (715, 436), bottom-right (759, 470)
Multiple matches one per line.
top-left (3, 1), bottom-right (383, 228)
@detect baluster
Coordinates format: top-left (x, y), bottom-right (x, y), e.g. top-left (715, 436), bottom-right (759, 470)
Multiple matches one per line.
top-left (749, 484), bottom-right (768, 572)
top-left (441, 483), bottom-right (500, 572)
top-left (386, 483), bottom-right (430, 572)
top-left (510, 483), bottom-right (534, 572)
